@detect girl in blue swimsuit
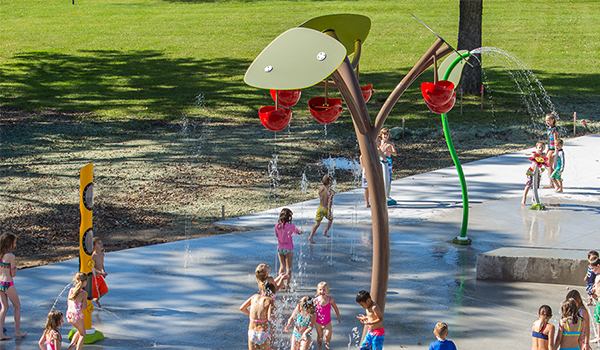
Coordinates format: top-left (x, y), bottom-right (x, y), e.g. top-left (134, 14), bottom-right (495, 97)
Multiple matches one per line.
top-left (532, 305), bottom-right (555, 350)
top-left (555, 299), bottom-right (584, 350)
top-left (284, 296), bottom-right (316, 350)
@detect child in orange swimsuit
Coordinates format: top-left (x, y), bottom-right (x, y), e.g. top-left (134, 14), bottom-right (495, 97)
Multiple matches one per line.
top-left (67, 272), bottom-right (88, 350)
top-left (314, 282), bottom-right (341, 350)
top-left (91, 238), bottom-right (109, 308)
top-left (239, 283), bottom-right (275, 350)
top-left (0, 233), bottom-right (26, 339)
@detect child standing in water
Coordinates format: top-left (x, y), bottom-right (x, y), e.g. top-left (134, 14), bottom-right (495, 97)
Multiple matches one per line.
top-left (240, 283), bottom-right (276, 350)
top-left (531, 305), bottom-right (554, 350)
top-left (66, 272), bottom-right (88, 350)
top-left (566, 290), bottom-right (592, 350)
top-left (550, 139), bottom-right (565, 193)
top-left (356, 290), bottom-right (384, 350)
top-left (544, 113), bottom-right (559, 188)
top-left (585, 251), bottom-right (599, 306)
top-left (38, 310), bottom-right (74, 350)
top-left (255, 263), bottom-right (286, 294)
top-left (285, 296), bottom-right (316, 350)
top-left (377, 128), bottom-right (397, 204)
top-left (521, 141), bottom-right (546, 206)
top-left (0, 233), bottom-right (26, 339)
top-left (91, 238), bottom-right (108, 308)
top-left (314, 282), bottom-right (341, 350)
top-left (308, 175), bottom-right (335, 243)
top-left (555, 299), bottom-right (584, 350)
top-left (275, 208), bottom-right (302, 290)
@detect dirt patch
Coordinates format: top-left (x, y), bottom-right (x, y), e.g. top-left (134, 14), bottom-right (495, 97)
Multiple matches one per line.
top-left (0, 109), bottom-right (591, 269)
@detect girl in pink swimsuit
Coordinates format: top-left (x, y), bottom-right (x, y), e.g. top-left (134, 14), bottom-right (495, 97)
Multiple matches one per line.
top-left (38, 310), bottom-right (72, 350)
top-left (67, 272), bottom-right (88, 350)
top-left (0, 232), bottom-right (27, 340)
top-left (314, 282), bottom-right (342, 350)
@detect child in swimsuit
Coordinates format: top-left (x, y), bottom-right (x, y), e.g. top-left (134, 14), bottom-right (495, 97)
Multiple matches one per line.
top-left (521, 141), bottom-right (546, 206)
top-left (91, 237), bottom-right (109, 308)
top-left (67, 272), bottom-right (88, 350)
top-left (285, 296), bottom-right (316, 350)
top-left (275, 208), bottom-right (302, 291)
top-left (377, 128), bottom-right (397, 205)
top-left (566, 290), bottom-right (592, 350)
top-left (550, 139), bottom-right (565, 193)
top-left (314, 282), bottom-right (341, 350)
top-left (239, 283), bottom-right (275, 350)
top-left (584, 251), bottom-right (599, 306)
top-left (0, 233), bottom-right (27, 340)
top-left (255, 264), bottom-right (287, 295)
top-left (308, 175), bottom-right (335, 243)
top-left (544, 113), bottom-right (559, 188)
top-left (356, 290), bottom-right (385, 350)
top-left (555, 299), bottom-right (584, 350)
top-left (531, 305), bottom-right (555, 350)
top-left (38, 310), bottom-right (74, 350)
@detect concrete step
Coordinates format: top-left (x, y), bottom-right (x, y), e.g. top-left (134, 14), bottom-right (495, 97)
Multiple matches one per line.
top-left (476, 247), bottom-right (589, 285)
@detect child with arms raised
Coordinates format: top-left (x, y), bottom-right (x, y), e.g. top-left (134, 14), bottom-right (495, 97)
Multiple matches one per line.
top-left (66, 272), bottom-right (88, 350)
top-left (275, 208), bottom-right (302, 291)
top-left (531, 305), bottom-right (554, 350)
top-left (308, 175), bottom-right (335, 243)
top-left (91, 238), bottom-right (108, 308)
top-left (240, 283), bottom-right (276, 350)
top-left (356, 290), bottom-right (384, 350)
top-left (38, 310), bottom-right (75, 350)
top-left (314, 282), bottom-right (341, 350)
top-left (0, 233), bottom-right (26, 339)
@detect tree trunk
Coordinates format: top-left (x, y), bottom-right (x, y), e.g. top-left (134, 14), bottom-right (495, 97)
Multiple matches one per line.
top-left (457, 0), bottom-right (483, 94)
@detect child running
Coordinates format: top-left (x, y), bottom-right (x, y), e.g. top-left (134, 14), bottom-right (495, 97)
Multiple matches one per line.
top-left (550, 139), bottom-right (565, 193)
top-left (566, 290), bottom-right (591, 350)
top-left (555, 299), bottom-right (584, 350)
top-left (531, 305), bottom-right (554, 350)
top-left (356, 290), bottom-right (384, 350)
top-left (284, 296), bottom-right (316, 350)
top-left (0, 233), bottom-right (26, 339)
top-left (239, 283), bottom-right (276, 350)
top-left (429, 322), bottom-right (457, 350)
top-left (66, 272), bottom-right (88, 350)
top-left (585, 251), bottom-right (599, 306)
top-left (308, 175), bottom-right (335, 243)
top-left (275, 208), bottom-right (302, 291)
top-left (544, 113), bottom-right (559, 188)
top-left (314, 282), bottom-right (341, 350)
top-left (38, 310), bottom-right (74, 350)
top-left (522, 141), bottom-right (546, 206)
top-left (91, 238), bottom-right (108, 308)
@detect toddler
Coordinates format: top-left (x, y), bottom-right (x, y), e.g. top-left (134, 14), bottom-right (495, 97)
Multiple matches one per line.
top-left (314, 282), bottom-right (341, 350)
top-left (285, 296), bottom-right (316, 350)
top-left (584, 251), bottom-right (598, 306)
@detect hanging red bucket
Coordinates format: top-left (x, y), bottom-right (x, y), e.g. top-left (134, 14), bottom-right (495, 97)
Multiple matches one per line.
top-left (424, 91), bottom-right (456, 114)
top-left (258, 106), bottom-right (292, 132)
top-left (269, 89), bottom-right (302, 108)
top-left (308, 97), bottom-right (343, 124)
top-left (421, 80), bottom-right (455, 106)
top-left (361, 84), bottom-right (373, 103)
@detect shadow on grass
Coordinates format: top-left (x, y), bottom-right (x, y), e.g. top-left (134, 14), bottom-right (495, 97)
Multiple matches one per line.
top-left (0, 50), bottom-right (258, 118)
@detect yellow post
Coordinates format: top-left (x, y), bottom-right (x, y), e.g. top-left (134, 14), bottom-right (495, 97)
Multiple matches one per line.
top-left (70, 163), bottom-right (104, 343)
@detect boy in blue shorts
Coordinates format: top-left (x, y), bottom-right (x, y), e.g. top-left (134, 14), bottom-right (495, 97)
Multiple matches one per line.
top-left (356, 290), bottom-right (384, 350)
top-left (585, 251), bottom-right (598, 305)
top-left (429, 322), bottom-right (457, 350)
top-left (308, 175), bottom-right (335, 243)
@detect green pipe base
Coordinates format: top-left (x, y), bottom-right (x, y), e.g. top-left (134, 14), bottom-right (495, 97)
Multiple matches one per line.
top-left (452, 236), bottom-right (472, 245)
top-left (68, 328), bottom-right (105, 344)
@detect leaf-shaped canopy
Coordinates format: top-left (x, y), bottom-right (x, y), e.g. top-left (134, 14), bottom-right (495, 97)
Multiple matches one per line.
top-left (244, 27), bottom-right (347, 90)
top-left (299, 14), bottom-right (371, 56)
top-left (438, 50), bottom-right (471, 87)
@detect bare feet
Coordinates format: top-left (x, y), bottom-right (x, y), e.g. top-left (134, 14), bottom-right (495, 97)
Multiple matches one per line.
top-left (93, 298), bottom-right (102, 308)
top-left (366, 204), bottom-right (370, 208)
top-left (0, 335), bottom-right (11, 341)
top-left (309, 239), bottom-right (316, 244)
top-left (543, 185), bottom-right (554, 189)
top-left (521, 201), bottom-right (526, 206)
top-left (323, 232), bottom-right (330, 238)
top-left (555, 189), bottom-right (563, 193)
top-left (14, 331), bottom-right (26, 338)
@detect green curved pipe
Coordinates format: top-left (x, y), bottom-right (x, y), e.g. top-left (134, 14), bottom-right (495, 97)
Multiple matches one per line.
top-left (442, 53), bottom-right (472, 245)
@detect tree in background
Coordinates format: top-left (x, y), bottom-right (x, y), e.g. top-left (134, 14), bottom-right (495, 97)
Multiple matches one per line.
top-left (457, 0), bottom-right (482, 94)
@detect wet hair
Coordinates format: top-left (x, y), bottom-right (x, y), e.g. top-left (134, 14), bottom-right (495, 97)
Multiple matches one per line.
top-left (279, 208), bottom-right (293, 227)
top-left (44, 310), bottom-right (63, 336)
top-left (538, 305), bottom-right (553, 332)
top-left (255, 264), bottom-right (269, 283)
top-left (545, 113), bottom-right (557, 126)
top-left (588, 251), bottom-right (598, 260)
top-left (69, 271), bottom-right (88, 300)
top-left (356, 290), bottom-right (371, 304)
top-left (561, 298), bottom-right (579, 325)
top-left (434, 322), bottom-right (449, 338)
top-left (0, 233), bottom-right (17, 259)
top-left (322, 174), bottom-right (332, 186)
top-left (566, 290), bottom-right (583, 308)
top-left (298, 296), bottom-right (315, 314)
top-left (263, 283), bottom-right (276, 297)
top-left (317, 281), bottom-right (329, 297)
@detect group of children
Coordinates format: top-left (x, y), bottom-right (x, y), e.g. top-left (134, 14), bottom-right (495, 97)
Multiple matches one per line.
top-left (531, 251), bottom-right (600, 350)
top-left (522, 113), bottom-right (566, 206)
top-left (37, 237), bottom-right (108, 350)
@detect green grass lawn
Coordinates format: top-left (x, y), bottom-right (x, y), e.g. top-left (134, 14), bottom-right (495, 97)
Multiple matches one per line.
top-left (1, 0), bottom-right (599, 127)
